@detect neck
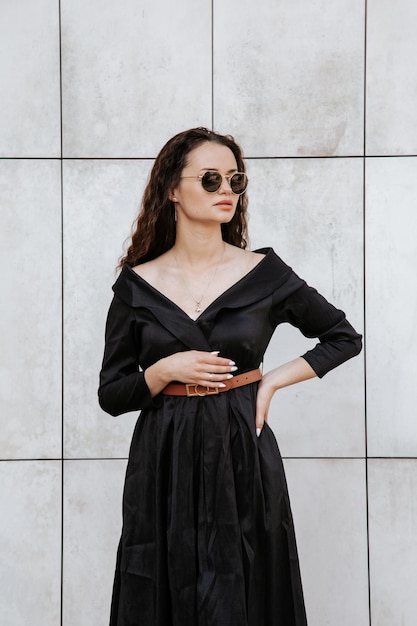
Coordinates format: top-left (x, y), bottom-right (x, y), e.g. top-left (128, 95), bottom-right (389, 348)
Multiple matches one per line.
top-left (172, 225), bottom-right (225, 266)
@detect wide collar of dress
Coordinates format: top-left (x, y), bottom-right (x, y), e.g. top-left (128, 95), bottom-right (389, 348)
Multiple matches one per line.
top-left (111, 248), bottom-right (304, 351)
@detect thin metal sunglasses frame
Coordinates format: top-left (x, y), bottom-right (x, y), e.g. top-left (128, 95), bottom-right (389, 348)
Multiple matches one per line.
top-left (181, 171), bottom-right (248, 194)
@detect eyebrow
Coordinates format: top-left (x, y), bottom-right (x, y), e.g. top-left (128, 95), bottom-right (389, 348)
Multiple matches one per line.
top-left (198, 167), bottom-right (238, 173)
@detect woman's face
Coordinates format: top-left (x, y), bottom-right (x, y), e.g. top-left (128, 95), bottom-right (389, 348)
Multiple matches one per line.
top-left (171, 142), bottom-right (240, 226)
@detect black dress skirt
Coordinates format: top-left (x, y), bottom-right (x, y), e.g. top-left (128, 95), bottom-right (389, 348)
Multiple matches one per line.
top-left (98, 248), bottom-right (362, 626)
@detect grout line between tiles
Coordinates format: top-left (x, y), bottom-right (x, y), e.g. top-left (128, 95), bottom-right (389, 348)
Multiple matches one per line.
top-left (363, 2), bottom-right (372, 625)
top-left (2, 154), bottom-right (417, 162)
top-left (211, 0), bottom-right (214, 130)
top-left (58, 1), bottom-right (64, 624)
top-left (2, 456), bottom-right (417, 462)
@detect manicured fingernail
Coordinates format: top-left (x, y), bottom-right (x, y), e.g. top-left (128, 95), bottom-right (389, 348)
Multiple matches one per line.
top-left (211, 351), bottom-right (220, 355)
top-left (218, 383), bottom-right (226, 388)
top-left (230, 366), bottom-right (237, 372)
top-left (226, 374), bottom-right (233, 379)
top-left (229, 360), bottom-right (235, 365)
top-left (256, 428), bottom-right (262, 437)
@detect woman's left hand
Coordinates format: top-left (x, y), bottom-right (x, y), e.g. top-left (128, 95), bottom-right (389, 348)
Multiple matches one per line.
top-left (255, 376), bottom-right (276, 436)
top-left (254, 358), bottom-right (317, 436)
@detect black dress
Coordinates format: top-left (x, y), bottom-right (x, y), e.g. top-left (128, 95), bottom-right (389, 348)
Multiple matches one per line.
top-left (98, 248), bottom-right (362, 626)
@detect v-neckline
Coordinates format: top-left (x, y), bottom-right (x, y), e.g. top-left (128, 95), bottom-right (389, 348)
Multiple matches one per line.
top-left (125, 249), bottom-right (269, 322)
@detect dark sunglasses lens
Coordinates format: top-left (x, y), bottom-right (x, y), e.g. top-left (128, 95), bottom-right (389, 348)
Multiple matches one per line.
top-left (201, 171), bottom-right (222, 192)
top-left (230, 172), bottom-right (248, 194)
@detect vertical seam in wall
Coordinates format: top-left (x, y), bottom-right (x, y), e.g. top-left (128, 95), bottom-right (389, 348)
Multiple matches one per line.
top-left (211, 0), bottom-right (214, 130)
top-left (58, 1), bottom-right (64, 625)
top-left (363, 1), bottom-right (371, 625)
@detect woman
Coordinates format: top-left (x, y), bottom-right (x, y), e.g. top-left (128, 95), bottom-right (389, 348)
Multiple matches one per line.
top-left (98, 127), bottom-right (362, 626)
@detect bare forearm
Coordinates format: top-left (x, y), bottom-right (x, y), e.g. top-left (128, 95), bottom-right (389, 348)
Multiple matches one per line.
top-left (255, 357), bottom-right (317, 433)
top-left (143, 359), bottom-right (171, 397)
top-left (262, 356), bottom-right (317, 391)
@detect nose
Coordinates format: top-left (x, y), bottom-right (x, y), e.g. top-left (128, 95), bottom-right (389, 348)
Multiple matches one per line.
top-left (219, 176), bottom-right (232, 193)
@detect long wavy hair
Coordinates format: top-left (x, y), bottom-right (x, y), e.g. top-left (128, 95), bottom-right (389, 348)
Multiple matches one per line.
top-left (120, 127), bottom-right (249, 267)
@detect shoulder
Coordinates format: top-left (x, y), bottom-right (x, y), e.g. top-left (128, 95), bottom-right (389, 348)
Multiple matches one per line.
top-left (228, 246), bottom-right (266, 272)
top-left (228, 245), bottom-right (303, 293)
top-left (112, 260), bottom-right (166, 307)
top-left (131, 251), bottom-right (173, 283)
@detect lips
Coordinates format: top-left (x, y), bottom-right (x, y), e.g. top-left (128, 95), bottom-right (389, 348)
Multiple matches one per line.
top-left (214, 199), bottom-right (233, 206)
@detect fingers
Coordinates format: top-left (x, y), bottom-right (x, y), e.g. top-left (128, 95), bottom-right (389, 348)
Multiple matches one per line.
top-left (208, 351), bottom-right (237, 371)
top-left (255, 413), bottom-right (265, 437)
top-left (255, 381), bottom-right (271, 437)
top-left (255, 411), bottom-right (269, 437)
top-left (170, 350), bottom-right (238, 388)
top-left (199, 365), bottom-right (237, 389)
top-left (204, 368), bottom-right (237, 382)
top-left (200, 351), bottom-right (237, 387)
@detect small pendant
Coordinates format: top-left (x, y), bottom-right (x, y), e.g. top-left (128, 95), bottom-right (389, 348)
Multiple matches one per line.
top-left (195, 302), bottom-right (202, 313)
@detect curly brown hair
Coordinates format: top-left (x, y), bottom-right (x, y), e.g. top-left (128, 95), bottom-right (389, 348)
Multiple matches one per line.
top-left (120, 127), bottom-right (249, 267)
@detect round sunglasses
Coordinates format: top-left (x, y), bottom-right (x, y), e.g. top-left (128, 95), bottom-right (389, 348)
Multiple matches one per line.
top-left (181, 171), bottom-right (248, 195)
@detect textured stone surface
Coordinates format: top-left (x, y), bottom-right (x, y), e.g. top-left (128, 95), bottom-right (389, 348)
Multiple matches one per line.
top-left (63, 159), bottom-right (150, 458)
top-left (368, 460), bottom-right (417, 625)
top-left (366, 157), bottom-right (417, 456)
top-left (0, 461), bottom-right (61, 626)
top-left (367, 0), bottom-right (417, 154)
top-left (248, 157), bottom-right (364, 457)
top-left (2, 1), bottom-right (417, 625)
top-left (0, 0), bottom-right (60, 157)
top-left (214, 0), bottom-right (364, 157)
top-left (286, 458), bottom-right (369, 626)
top-left (61, 0), bottom-right (212, 157)
top-left (63, 460), bottom-right (126, 626)
top-left (0, 160), bottom-right (62, 459)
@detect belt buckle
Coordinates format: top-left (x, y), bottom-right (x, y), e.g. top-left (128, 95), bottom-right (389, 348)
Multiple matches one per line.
top-left (185, 384), bottom-right (219, 397)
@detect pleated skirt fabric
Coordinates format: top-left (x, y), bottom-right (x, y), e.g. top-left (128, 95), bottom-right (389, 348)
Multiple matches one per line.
top-left (110, 385), bottom-right (308, 626)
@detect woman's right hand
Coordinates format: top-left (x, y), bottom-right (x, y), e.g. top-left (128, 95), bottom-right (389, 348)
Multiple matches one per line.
top-left (144, 350), bottom-right (237, 397)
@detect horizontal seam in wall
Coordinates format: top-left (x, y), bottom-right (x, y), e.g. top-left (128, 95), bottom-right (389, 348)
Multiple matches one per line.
top-left (1, 154), bottom-right (417, 161)
top-left (2, 456), bottom-right (417, 463)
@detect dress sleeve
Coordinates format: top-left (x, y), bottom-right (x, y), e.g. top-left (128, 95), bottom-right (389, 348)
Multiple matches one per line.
top-left (98, 295), bottom-right (156, 416)
top-left (270, 282), bottom-right (362, 378)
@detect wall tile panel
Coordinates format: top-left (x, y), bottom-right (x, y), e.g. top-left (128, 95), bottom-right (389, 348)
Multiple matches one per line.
top-left (285, 459), bottom-right (369, 626)
top-left (366, 157), bottom-right (417, 456)
top-left (0, 160), bottom-right (62, 459)
top-left (214, 0), bottom-right (364, 157)
top-left (61, 0), bottom-right (212, 157)
top-left (63, 459), bottom-right (126, 626)
top-left (63, 159), bottom-right (151, 458)
top-left (0, 0), bottom-right (60, 157)
top-left (367, 0), bottom-right (417, 155)
top-left (247, 157), bottom-right (364, 456)
top-left (0, 461), bottom-right (61, 625)
top-left (368, 459), bottom-right (417, 625)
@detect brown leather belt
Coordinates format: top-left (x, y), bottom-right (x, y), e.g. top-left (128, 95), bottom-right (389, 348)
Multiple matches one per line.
top-left (162, 368), bottom-right (262, 397)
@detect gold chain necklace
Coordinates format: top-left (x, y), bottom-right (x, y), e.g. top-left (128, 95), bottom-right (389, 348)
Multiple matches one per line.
top-left (173, 243), bottom-right (226, 313)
